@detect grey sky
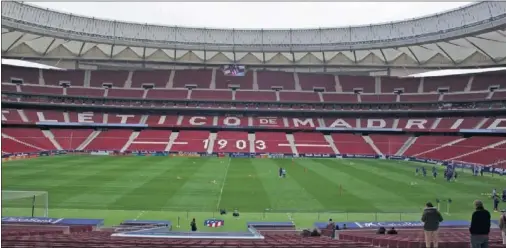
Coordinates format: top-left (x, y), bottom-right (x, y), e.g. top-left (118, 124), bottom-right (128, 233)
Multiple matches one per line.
top-left (29, 2), bottom-right (472, 29)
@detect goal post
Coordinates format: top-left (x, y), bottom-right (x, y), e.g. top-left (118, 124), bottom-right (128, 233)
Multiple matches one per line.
top-left (2, 191), bottom-right (48, 217)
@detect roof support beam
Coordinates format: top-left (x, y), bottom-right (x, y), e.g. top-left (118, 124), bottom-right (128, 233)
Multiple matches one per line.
top-left (496, 30), bottom-right (506, 38)
top-left (110, 44), bottom-right (115, 59)
top-left (406, 47), bottom-right (421, 65)
top-left (464, 37), bottom-right (497, 63)
top-left (352, 50), bottom-right (357, 64)
top-left (78, 42), bottom-right (86, 56)
top-left (43, 38), bottom-right (56, 56)
top-left (435, 43), bottom-right (457, 66)
top-left (379, 49), bottom-right (388, 65)
top-left (5, 33), bottom-right (25, 52)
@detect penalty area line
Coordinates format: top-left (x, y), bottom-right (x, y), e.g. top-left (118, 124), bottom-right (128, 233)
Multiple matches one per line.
top-left (216, 157), bottom-right (232, 210)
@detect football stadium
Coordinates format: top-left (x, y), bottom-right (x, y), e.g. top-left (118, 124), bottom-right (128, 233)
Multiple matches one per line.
top-left (2, 1), bottom-right (506, 247)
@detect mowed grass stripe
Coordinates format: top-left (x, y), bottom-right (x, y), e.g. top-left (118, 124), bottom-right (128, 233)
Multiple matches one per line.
top-left (252, 159), bottom-right (325, 212)
top-left (272, 159), bottom-right (378, 211)
top-left (218, 158), bottom-right (271, 212)
top-left (57, 157), bottom-right (154, 208)
top-left (320, 159), bottom-right (434, 212)
top-left (372, 160), bottom-right (482, 196)
top-left (384, 160), bottom-right (506, 188)
top-left (375, 160), bottom-right (499, 211)
top-left (163, 158), bottom-right (227, 211)
top-left (299, 159), bottom-right (388, 212)
top-left (64, 157), bottom-right (182, 209)
top-left (110, 157), bottom-right (206, 211)
top-left (4, 156), bottom-right (127, 208)
top-left (2, 156), bottom-right (87, 179)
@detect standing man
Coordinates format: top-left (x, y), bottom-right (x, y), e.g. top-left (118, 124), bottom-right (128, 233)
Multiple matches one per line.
top-left (190, 218), bottom-right (197, 232)
top-left (421, 202), bottom-right (443, 248)
top-left (470, 200), bottom-right (491, 248)
top-left (499, 210), bottom-right (506, 245)
top-left (494, 195), bottom-right (500, 212)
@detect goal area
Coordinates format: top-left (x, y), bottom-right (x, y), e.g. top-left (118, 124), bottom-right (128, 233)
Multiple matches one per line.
top-left (2, 191), bottom-right (48, 217)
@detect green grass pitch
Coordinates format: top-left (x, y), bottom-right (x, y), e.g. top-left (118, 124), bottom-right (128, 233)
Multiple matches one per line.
top-left (2, 156), bottom-right (505, 231)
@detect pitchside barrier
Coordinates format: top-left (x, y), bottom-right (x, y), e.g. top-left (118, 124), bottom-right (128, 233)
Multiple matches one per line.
top-left (132, 206), bottom-right (425, 224)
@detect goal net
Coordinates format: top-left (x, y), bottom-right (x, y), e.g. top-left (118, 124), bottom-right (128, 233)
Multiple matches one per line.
top-left (2, 191), bottom-right (48, 217)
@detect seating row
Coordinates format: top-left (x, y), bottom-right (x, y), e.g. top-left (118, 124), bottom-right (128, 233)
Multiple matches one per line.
top-left (3, 65), bottom-right (505, 93)
top-left (2, 127), bottom-right (505, 167)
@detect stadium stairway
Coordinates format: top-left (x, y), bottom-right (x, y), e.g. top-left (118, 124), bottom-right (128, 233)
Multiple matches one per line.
top-left (1, 133), bottom-right (45, 152)
top-left (83, 70), bottom-right (91, 87)
top-left (76, 131), bottom-right (101, 150)
top-left (334, 75), bottom-right (342, 92)
top-left (396, 136), bottom-right (418, 156)
top-left (18, 109), bottom-right (29, 122)
top-left (447, 139), bottom-right (506, 162)
top-left (210, 68), bottom-right (216, 89)
top-left (412, 137), bottom-right (466, 157)
top-left (248, 133), bottom-right (256, 153)
top-left (165, 131), bottom-right (179, 152)
top-left (42, 130), bottom-right (62, 150)
top-left (124, 71), bottom-right (133, 88)
top-left (166, 69), bottom-right (175, 88)
top-left (186, 89), bottom-right (192, 100)
top-left (465, 75), bottom-right (474, 92)
top-left (206, 133), bottom-right (217, 154)
top-left (121, 131), bottom-right (140, 152)
top-left (252, 70), bottom-right (259, 90)
top-left (294, 72), bottom-right (301, 91)
top-left (487, 91), bottom-right (495, 99)
top-left (362, 136), bottom-right (383, 156)
top-left (324, 134), bottom-right (340, 154)
top-left (285, 133), bottom-right (299, 156)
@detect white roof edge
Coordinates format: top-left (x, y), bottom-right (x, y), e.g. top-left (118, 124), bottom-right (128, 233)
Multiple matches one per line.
top-left (404, 67), bottom-right (506, 78)
top-left (2, 59), bottom-right (66, 70)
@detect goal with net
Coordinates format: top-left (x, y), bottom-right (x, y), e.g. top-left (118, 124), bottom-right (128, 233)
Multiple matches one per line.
top-left (2, 191), bottom-right (48, 217)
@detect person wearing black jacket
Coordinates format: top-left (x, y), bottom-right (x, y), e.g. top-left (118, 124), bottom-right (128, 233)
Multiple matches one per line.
top-left (190, 218), bottom-right (197, 232)
top-left (421, 202), bottom-right (443, 248)
top-left (470, 200), bottom-right (491, 248)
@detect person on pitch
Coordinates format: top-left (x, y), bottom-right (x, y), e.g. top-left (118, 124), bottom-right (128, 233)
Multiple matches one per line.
top-left (190, 218), bottom-right (197, 232)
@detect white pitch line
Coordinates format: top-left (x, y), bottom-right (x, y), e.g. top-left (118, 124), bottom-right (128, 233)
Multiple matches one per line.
top-left (133, 211), bottom-right (145, 221)
top-left (216, 157), bottom-right (232, 210)
top-left (286, 213), bottom-right (295, 223)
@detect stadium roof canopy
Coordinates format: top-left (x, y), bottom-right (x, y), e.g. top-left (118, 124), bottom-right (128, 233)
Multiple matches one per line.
top-left (2, 1), bottom-right (506, 69)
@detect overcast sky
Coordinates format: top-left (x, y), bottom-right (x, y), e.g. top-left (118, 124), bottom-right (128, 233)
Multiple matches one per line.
top-left (29, 2), bottom-right (472, 29)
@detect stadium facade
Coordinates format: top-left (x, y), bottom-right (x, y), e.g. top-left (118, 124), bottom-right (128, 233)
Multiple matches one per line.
top-left (2, 1), bottom-right (506, 74)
